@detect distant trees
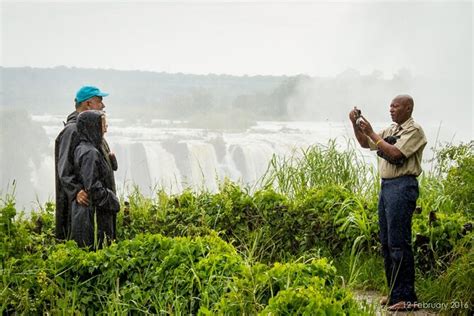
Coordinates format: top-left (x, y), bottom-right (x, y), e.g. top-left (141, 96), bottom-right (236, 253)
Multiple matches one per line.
top-left (1, 66), bottom-right (421, 123)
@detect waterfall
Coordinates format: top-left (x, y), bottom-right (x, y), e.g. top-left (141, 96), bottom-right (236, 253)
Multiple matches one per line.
top-left (7, 116), bottom-right (377, 210)
top-left (143, 142), bottom-right (183, 194)
top-left (186, 142), bottom-right (220, 192)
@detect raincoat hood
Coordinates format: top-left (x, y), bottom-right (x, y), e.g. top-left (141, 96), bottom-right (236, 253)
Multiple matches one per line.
top-left (77, 110), bottom-right (104, 148)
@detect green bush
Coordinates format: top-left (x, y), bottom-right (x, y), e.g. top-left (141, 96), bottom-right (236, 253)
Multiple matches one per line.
top-left (432, 141), bottom-right (474, 212)
top-left (2, 233), bottom-right (244, 314)
top-left (1, 140), bottom-right (473, 314)
top-left (259, 285), bottom-right (361, 316)
top-left (412, 209), bottom-right (472, 272)
top-left (1, 231), bottom-right (367, 314)
top-left (211, 258), bottom-right (366, 315)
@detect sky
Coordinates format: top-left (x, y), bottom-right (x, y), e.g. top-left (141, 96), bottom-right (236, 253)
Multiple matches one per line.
top-left (1, 0), bottom-right (472, 79)
top-left (1, 0), bottom-right (473, 208)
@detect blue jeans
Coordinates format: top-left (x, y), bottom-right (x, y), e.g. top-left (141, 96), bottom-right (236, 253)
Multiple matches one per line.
top-left (379, 175), bottom-right (418, 305)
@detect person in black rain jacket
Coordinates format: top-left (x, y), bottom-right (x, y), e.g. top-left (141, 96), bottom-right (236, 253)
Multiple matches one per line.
top-left (69, 110), bottom-right (120, 248)
top-left (55, 86), bottom-right (117, 240)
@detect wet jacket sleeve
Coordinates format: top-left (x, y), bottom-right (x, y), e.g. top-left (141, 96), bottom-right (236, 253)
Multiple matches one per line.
top-left (102, 139), bottom-right (118, 171)
top-left (76, 149), bottom-right (120, 213)
top-left (58, 127), bottom-right (82, 202)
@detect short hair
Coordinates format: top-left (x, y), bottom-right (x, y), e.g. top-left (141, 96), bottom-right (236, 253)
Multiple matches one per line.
top-left (395, 94), bottom-right (414, 113)
top-left (75, 97), bottom-right (93, 109)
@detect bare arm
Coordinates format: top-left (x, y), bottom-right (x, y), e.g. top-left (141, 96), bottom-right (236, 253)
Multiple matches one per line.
top-left (358, 116), bottom-right (405, 161)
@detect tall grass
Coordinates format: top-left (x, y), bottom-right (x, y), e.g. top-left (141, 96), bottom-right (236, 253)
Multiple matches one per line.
top-left (258, 139), bottom-right (472, 312)
top-left (260, 139), bottom-right (379, 199)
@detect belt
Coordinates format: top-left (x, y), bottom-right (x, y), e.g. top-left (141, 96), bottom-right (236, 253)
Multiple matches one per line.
top-left (381, 175), bottom-right (417, 181)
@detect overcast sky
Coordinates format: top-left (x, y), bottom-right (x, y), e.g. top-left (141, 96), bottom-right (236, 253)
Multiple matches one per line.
top-left (1, 1), bottom-right (473, 208)
top-left (1, 1), bottom-right (472, 79)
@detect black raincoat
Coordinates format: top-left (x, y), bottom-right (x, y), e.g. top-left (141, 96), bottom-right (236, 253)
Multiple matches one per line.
top-left (69, 110), bottom-right (120, 248)
top-left (55, 111), bottom-right (118, 240)
top-left (55, 111), bottom-right (80, 240)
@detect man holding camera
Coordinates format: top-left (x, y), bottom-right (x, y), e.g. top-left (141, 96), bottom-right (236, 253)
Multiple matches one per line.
top-left (349, 95), bottom-right (427, 311)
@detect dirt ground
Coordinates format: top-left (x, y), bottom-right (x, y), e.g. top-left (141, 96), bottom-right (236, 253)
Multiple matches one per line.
top-left (355, 291), bottom-right (439, 316)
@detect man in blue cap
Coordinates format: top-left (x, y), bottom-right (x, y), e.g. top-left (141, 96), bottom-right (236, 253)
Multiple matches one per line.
top-left (54, 86), bottom-right (118, 240)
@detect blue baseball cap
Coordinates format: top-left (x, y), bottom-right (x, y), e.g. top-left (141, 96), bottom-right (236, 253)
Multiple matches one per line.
top-left (75, 86), bottom-right (109, 103)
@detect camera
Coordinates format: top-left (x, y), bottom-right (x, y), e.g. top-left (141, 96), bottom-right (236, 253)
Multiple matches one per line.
top-left (354, 108), bottom-right (361, 118)
top-left (377, 136), bottom-right (406, 166)
top-left (354, 108), bottom-right (363, 126)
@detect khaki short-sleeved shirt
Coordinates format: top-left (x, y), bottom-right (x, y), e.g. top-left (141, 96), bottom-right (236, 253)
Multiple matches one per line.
top-left (368, 117), bottom-right (427, 179)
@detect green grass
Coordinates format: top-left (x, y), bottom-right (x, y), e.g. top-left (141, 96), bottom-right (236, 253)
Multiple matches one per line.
top-left (260, 139), bottom-right (379, 199)
top-left (1, 139), bottom-right (472, 314)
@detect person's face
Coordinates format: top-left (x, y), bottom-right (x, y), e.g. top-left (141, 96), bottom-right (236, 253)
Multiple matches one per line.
top-left (389, 98), bottom-right (410, 124)
top-left (101, 116), bottom-right (108, 135)
top-left (87, 96), bottom-right (105, 111)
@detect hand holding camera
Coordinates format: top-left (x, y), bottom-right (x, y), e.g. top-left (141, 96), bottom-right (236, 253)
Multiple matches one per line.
top-left (350, 106), bottom-right (365, 128)
top-left (354, 107), bottom-right (364, 126)
top-left (351, 106), bottom-right (375, 136)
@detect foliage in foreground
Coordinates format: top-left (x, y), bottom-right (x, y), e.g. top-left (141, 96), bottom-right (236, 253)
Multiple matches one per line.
top-left (1, 228), bottom-right (365, 315)
top-left (1, 140), bottom-right (473, 314)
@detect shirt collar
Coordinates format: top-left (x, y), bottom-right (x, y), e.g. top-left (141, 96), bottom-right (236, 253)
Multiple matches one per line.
top-left (399, 117), bottom-right (414, 130)
top-left (390, 117), bottom-right (414, 134)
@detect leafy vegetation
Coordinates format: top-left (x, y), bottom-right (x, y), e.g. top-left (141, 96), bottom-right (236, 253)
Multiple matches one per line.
top-left (1, 140), bottom-right (472, 314)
